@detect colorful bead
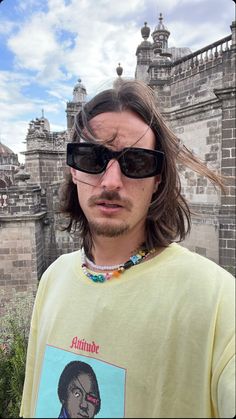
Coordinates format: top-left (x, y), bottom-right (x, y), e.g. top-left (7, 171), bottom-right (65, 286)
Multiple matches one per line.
top-left (81, 247), bottom-right (155, 283)
top-left (130, 254), bottom-right (142, 264)
top-left (113, 270), bottom-right (121, 277)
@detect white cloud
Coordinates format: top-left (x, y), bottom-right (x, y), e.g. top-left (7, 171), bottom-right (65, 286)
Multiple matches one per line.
top-left (0, 19), bottom-right (16, 35)
top-left (15, 0), bottom-right (44, 12)
top-left (0, 70), bottom-right (67, 162)
top-left (0, 71), bottom-right (33, 110)
top-left (0, 0), bottom-right (234, 161)
top-left (47, 0), bottom-right (145, 22)
top-left (7, 15), bottom-right (59, 72)
top-left (0, 119), bottom-right (28, 163)
top-left (168, 20), bottom-right (232, 50)
top-left (6, 0), bottom-right (144, 85)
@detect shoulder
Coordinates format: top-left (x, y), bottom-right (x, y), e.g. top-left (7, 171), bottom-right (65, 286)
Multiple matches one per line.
top-left (38, 249), bottom-right (82, 289)
top-left (156, 243), bottom-right (234, 289)
top-left (169, 243), bottom-right (232, 272)
top-left (45, 249), bottom-right (81, 272)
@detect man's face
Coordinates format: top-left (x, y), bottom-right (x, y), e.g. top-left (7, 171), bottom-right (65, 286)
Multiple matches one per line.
top-left (64, 373), bottom-right (99, 418)
top-left (71, 110), bottom-right (160, 243)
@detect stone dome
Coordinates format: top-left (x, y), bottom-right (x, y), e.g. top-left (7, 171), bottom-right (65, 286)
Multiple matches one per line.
top-left (0, 141), bottom-right (19, 188)
top-left (0, 141), bottom-right (19, 166)
top-left (154, 13), bottom-right (169, 32)
top-left (0, 141), bottom-right (16, 156)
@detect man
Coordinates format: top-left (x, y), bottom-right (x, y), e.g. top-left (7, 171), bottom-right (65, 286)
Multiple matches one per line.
top-left (21, 80), bottom-right (235, 418)
top-left (57, 361), bottom-right (101, 418)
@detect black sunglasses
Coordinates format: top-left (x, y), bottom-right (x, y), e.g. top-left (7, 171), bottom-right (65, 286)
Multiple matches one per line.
top-left (67, 143), bottom-right (164, 179)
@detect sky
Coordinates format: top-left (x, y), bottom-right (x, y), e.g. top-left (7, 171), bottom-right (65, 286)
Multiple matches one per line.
top-left (0, 0), bottom-right (235, 163)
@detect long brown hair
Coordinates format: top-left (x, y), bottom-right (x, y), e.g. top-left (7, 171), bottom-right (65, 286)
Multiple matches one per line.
top-left (60, 79), bottom-right (225, 254)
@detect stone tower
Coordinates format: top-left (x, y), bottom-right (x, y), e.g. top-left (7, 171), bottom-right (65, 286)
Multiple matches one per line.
top-left (66, 78), bottom-right (87, 131)
top-left (135, 22), bottom-right (152, 84)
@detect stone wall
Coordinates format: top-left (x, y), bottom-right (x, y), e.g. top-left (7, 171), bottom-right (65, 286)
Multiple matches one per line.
top-left (25, 150), bottom-right (66, 210)
top-left (0, 182), bottom-right (46, 316)
top-left (217, 87), bottom-right (236, 275)
top-left (0, 215), bottom-right (45, 316)
top-left (167, 103), bottom-right (222, 204)
top-left (25, 151), bottom-right (66, 186)
top-left (181, 203), bottom-right (220, 263)
top-left (42, 182), bottom-right (81, 269)
top-left (153, 30), bottom-right (236, 275)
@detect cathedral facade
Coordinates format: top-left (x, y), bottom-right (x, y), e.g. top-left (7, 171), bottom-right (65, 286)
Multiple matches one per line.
top-left (0, 15), bottom-right (235, 312)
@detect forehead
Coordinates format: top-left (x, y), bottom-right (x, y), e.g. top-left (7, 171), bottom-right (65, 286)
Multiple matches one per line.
top-left (89, 110), bottom-right (155, 148)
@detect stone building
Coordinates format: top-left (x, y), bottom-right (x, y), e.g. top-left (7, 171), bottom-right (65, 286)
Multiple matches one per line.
top-left (135, 14), bottom-right (235, 274)
top-left (0, 15), bottom-right (235, 314)
top-left (0, 79), bottom-right (86, 314)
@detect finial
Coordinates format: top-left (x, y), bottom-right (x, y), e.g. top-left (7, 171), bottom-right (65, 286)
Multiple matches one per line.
top-left (116, 63), bottom-right (123, 77)
top-left (42, 108), bottom-right (44, 118)
top-left (78, 77), bottom-right (81, 83)
top-left (159, 12), bottom-right (163, 22)
top-left (141, 21), bottom-right (150, 40)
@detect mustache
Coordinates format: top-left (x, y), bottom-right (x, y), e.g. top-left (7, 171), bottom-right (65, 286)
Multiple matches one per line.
top-left (88, 190), bottom-right (133, 211)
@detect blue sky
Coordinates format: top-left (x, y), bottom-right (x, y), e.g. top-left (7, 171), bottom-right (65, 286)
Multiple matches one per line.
top-left (0, 0), bottom-right (235, 162)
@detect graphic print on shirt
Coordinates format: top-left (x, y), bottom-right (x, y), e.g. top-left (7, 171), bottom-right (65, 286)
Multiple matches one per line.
top-left (35, 345), bottom-right (126, 418)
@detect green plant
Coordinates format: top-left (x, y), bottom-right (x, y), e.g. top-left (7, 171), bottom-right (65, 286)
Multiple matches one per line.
top-left (0, 290), bottom-right (34, 418)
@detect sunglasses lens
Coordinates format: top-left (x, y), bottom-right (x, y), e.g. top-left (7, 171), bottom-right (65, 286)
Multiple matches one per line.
top-left (67, 144), bottom-right (164, 178)
top-left (68, 144), bottom-right (104, 173)
top-left (121, 149), bottom-right (159, 178)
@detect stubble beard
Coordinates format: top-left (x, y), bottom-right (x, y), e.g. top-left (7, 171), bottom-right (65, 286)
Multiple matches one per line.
top-left (87, 191), bottom-right (132, 237)
top-left (89, 220), bottom-right (130, 237)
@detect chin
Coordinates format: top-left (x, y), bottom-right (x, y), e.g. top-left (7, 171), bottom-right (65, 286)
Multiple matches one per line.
top-left (90, 221), bottom-right (129, 237)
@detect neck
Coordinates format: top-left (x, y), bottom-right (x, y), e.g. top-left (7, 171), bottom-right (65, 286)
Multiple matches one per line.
top-left (90, 232), bottom-right (146, 266)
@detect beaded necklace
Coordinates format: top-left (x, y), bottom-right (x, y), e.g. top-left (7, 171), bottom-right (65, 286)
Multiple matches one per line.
top-left (85, 255), bottom-right (122, 271)
top-left (81, 247), bottom-right (156, 283)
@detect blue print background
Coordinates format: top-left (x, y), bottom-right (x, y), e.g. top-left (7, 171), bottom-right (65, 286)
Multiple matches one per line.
top-left (35, 345), bottom-right (126, 418)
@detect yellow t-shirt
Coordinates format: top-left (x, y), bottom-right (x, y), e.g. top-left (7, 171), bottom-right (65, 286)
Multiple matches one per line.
top-left (20, 243), bottom-right (235, 418)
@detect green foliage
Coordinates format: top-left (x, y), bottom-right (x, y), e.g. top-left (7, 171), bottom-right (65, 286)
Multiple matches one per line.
top-left (0, 290), bottom-right (34, 418)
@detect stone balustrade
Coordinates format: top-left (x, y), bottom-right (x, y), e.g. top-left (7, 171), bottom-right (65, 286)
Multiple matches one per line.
top-left (172, 35), bottom-right (232, 75)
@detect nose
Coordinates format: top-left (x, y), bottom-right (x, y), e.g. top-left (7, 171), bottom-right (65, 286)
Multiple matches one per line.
top-left (100, 159), bottom-right (123, 191)
top-left (79, 394), bottom-right (88, 410)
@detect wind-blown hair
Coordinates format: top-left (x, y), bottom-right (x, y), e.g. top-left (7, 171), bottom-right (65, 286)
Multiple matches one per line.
top-left (60, 79), bottom-right (224, 255)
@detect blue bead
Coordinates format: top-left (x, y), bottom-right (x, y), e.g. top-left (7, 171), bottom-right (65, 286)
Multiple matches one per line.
top-left (130, 254), bottom-right (141, 264)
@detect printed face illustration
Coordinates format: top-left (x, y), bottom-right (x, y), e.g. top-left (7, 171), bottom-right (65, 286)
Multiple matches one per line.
top-left (64, 373), bottom-right (100, 418)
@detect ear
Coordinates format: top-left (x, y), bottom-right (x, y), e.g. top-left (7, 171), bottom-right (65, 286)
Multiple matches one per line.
top-left (70, 168), bottom-right (78, 184)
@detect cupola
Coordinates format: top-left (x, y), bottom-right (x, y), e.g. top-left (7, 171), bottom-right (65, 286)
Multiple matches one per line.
top-left (72, 78), bottom-right (87, 103)
top-left (152, 13), bottom-right (170, 51)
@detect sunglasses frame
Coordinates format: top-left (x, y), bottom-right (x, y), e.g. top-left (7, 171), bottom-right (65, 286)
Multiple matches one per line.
top-left (67, 142), bottom-right (164, 179)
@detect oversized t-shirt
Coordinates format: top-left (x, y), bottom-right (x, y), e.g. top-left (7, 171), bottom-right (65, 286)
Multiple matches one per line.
top-left (20, 243), bottom-right (235, 418)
